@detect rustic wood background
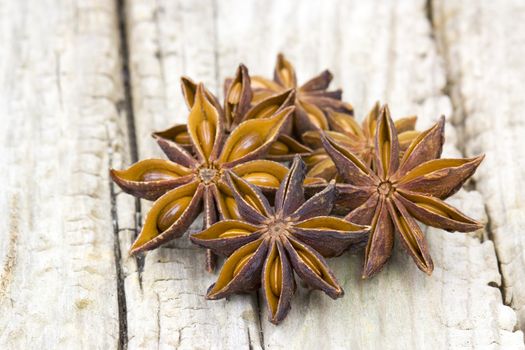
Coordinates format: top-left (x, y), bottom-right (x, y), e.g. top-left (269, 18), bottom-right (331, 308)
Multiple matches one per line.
top-left (1, 0), bottom-right (525, 349)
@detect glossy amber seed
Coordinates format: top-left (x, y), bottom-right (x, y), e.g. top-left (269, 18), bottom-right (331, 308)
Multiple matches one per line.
top-left (157, 196), bottom-right (193, 231)
top-left (297, 249), bottom-right (321, 276)
top-left (140, 168), bottom-right (180, 182)
top-left (225, 196), bottom-right (241, 219)
top-left (197, 119), bottom-right (216, 158)
top-left (233, 252), bottom-right (255, 277)
top-left (268, 140), bottom-right (289, 155)
top-left (218, 228), bottom-right (252, 239)
top-left (242, 172), bottom-right (280, 187)
top-left (269, 257), bottom-right (282, 296)
top-left (174, 131), bottom-right (191, 144)
top-left (228, 82), bottom-right (242, 104)
top-left (228, 131), bottom-right (263, 161)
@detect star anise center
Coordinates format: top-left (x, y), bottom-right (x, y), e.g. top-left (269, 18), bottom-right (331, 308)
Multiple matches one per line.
top-left (377, 181), bottom-right (395, 197)
top-left (263, 216), bottom-right (293, 238)
top-left (198, 166), bottom-right (219, 184)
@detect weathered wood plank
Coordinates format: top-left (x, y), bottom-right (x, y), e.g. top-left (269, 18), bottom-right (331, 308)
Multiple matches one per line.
top-left (433, 0), bottom-right (525, 333)
top-left (0, 0), bottom-right (125, 348)
top-left (123, 0), bottom-right (525, 348)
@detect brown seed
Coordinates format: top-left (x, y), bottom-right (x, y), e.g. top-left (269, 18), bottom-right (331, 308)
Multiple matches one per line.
top-left (244, 194), bottom-right (261, 211)
top-left (157, 196), bottom-right (192, 231)
top-left (233, 252), bottom-right (254, 277)
top-left (228, 82), bottom-right (242, 104)
top-left (225, 196), bottom-right (241, 219)
top-left (228, 132), bottom-right (263, 161)
top-left (268, 140), bottom-right (289, 155)
top-left (297, 249), bottom-right (321, 276)
top-left (270, 257), bottom-right (282, 296)
top-left (416, 202), bottom-right (450, 218)
top-left (140, 168), bottom-right (180, 182)
top-left (242, 172), bottom-right (280, 187)
top-left (218, 228), bottom-right (252, 239)
top-left (279, 68), bottom-right (292, 87)
top-left (303, 177), bottom-right (326, 185)
top-left (256, 105), bottom-right (279, 119)
top-left (174, 131), bottom-right (191, 144)
top-left (197, 119), bottom-right (216, 157)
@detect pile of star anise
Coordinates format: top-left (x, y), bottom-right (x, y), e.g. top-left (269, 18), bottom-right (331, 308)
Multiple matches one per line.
top-left (111, 54), bottom-right (484, 324)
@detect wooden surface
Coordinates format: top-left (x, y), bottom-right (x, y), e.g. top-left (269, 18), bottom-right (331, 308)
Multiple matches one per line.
top-left (1, 0), bottom-right (524, 349)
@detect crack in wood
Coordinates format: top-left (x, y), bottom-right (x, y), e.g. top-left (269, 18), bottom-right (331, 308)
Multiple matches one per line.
top-left (0, 195), bottom-right (19, 303)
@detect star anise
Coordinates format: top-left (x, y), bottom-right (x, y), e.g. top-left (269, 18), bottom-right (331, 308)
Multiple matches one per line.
top-left (190, 156), bottom-right (369, 324)
top-left (251, 53), bottom-right (354, 138)
top-left (157, 66), bottom-right (312, 161)
top-left (321, 104), bottom-right (484, 278)
top-left (303, 102), bottom-right (419, 181)
top-left (110, 83), bottom-right (294, 271)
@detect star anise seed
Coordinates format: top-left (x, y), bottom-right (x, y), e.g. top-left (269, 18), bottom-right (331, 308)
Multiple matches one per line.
top-left (321, 104), bottom-right (484, 278)
top-left (111, 82), bottom-right (293, 272)
top-left (190, 156), bottom-right (369, 324)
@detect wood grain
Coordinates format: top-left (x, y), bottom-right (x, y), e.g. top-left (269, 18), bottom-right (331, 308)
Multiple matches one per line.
top-left (433, 0), bottom-right (525, 332)
top-left (0, 0), bottom-right (124, 348)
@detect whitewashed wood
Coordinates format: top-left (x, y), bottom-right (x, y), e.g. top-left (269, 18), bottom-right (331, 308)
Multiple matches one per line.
top-left (0, 0), bottom-right (124, 348)
top-left (433, 0), bottom-right (525, 332)
top-left (124, 0), bottom-right (525, 348)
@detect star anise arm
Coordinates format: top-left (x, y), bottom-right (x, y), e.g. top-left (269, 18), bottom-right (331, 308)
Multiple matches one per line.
top-left (267, 134), bottom-right (312, 161)
top-left (374, 105), bottom-right (400, 178)
top-left (243, 88), bottom-right (295, 122)
top-left (394, 115), bottom-right (417, 133)
top-left (306, 157), bottom-right (338, 181)
top-left (262, 241), bottom-right (295, 324)
top-left (274, 155), bottom-right (306, 215)
top-left (397, 155), bottom-right (485, 199)
top-left (299, 69), bottom-right (333, 91)
top-left (110, 159), bottom-right (194, 200)
top-left (152, 125), bottom-right (192, 152)
top-left (394, 116), bottom-right (445, 177)
top-left (326, 110), bottom-right (364, 137)
top-left (180, 76), bottom-right (222, 112)
top-left (206, 238), bottom-right (269, 300)
top-left (295, 100), bottom-right (329, 133)
top-left (274, 53), bottom-right (297, 89)
top-left (224, 64), bottom-right (252, 129)
top-left (187, 83), bottom-right (224, 165)
top-left (291, 180), bottom-right (335, 220)
top-left (218, 107), bottom-right (293, 167)
top-left (361, 198), bottom-right (395, 278)
top-left (335, 183), bottom-right (377, 214)
top-left (292, 217), bottom-right (369, 257)
top-left (152, 134), bottom-right (199, 168)
top-left (321, 133), bottom-right (379, 186)
top-left (396, 190), bottom-right (483, 232)
top-left (283, 236), bottom-right (344, 299)
top-left (387, 197), bottom-right (434, 275)
top-left (129, 181), bottom-right (204, 255)
top-left (225, 171), bottom-right (273, 224)
top-left (190, 220), bottom-right (262, 256)
top-left (344, 192), bottom-right (380, 224)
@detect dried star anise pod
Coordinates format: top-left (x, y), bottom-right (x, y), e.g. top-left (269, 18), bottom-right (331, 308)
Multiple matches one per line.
top-left (110, 83), bottom-right (294, 271)
top-left (158, 66), bottom-right (312, 161)
top-left (321, 104), bottom-right (484, 278)
top-left (303, 102), bottom-right (420, 181)
top-left (251, 53), bottom-right (354, 138)
top-left (190, 156), bottom-right (369, 324)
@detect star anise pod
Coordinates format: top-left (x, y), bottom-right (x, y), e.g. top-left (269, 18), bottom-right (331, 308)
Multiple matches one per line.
top-left (158, 66), bottom-right (312, 161)
top-left (303, 102), bottom-right (419, 181)
top-left (251, 53), bottom-right (354, 138)
top-left (190, 156), bottom-right (369, 324)
top-left (110, 83), bottom-right (294, 271)
top-left (321, 104), bottom-right (484, 278)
